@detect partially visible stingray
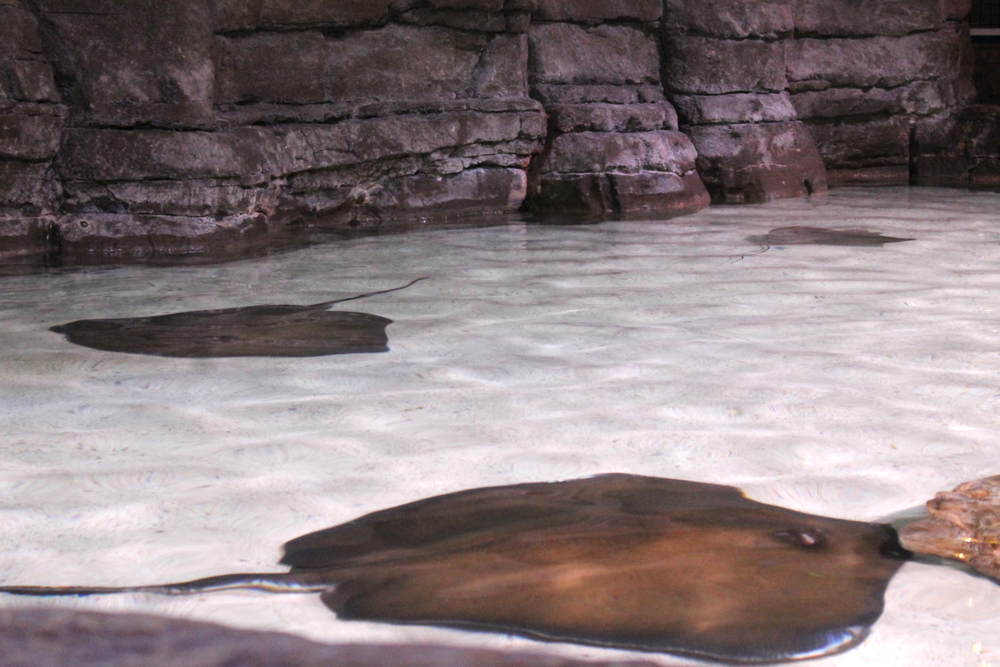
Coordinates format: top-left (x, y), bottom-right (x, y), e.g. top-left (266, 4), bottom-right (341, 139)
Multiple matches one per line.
top-left (0, 474), bottom-right (909, 664)
top-left (49, 278), bottom-right (426, 358)
top-left (747, 226), bottom-right (914, 248)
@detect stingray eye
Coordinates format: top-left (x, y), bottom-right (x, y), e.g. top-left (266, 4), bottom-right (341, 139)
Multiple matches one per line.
top-left (773, 529), bottom-right (825, 549)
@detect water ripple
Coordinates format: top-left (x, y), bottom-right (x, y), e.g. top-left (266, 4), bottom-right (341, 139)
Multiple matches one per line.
top-left (2, 188), bottom-right (1000, 665)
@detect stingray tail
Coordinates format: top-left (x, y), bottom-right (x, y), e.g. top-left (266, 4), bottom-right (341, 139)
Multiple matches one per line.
top-left (316, 277), bottom-right (429, 309)
top-left (0, 571), bottom-right (333, 597)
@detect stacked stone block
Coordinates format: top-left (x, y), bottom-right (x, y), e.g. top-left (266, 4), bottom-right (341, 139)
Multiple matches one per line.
top-left (661, 0), bottom-right (828, 203)
top-left (787, 0), bottom-right (975, 185)
top-left (525, 0), bottom-right (709, 216)
top-left (0, 0), bottom-right (66, 258)
top-left (207, 0), bottom-right (547, 232)
top-left (8, 0), bottom-right (548, 260)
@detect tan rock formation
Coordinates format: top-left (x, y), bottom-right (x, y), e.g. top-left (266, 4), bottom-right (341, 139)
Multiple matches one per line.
top-left (899, 475), bottom-right (1000, 581)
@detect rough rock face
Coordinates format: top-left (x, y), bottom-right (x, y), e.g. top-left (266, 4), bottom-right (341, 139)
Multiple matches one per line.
top-left (525, 2), bottom-right (709, 216)
top-left (0, 0), bottom-right (983, 262)
top-left (899, 474), bottom-right (1000, 582)
top-left (0, 607), bottom-right (667, 667)
top-left (661, 0), bottom-right (828, 203)
top-left (787, 0), bottom-right (975, 185)
top-left (0, 0), bottom-right (550, 263)
top-left (973, 41), bottom-right (1000, 105)
top-left (911, 104), bottom-right (1000, 190)
top-left (0, 0), bottom-right (66, 258)
top-left (661, 0), bottom-right (974, 194)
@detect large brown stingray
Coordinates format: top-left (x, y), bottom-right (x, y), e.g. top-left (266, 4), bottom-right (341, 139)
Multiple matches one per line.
top-left (0, 474), bottom-right (908, 664)
top-left (747, 226), bottom-right (913, 247)
top-left (49, 278), bottom-right (425, 358)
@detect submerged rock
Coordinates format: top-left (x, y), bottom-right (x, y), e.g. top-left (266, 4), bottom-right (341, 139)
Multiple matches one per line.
top-left (899, 475), bottom-right (1000, 582)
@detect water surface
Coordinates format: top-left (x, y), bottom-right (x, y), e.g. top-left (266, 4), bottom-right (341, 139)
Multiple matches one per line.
top-left (0, 187), bottom-right (998, 666)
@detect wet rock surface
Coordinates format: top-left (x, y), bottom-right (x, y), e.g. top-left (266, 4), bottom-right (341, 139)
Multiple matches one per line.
top-left (0, 607), bottom-right (666, 667)
top-left (899, 475), bottom-right (1000, 582)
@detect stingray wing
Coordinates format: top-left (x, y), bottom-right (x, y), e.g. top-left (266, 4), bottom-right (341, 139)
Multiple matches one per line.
top-left (314, 502), bottom-right (903, 663)
top-left (749, 226), bottom-right (913, 246)
top-left (280, 474), bottom-right (754, 570)
top-left (51, 308), bottom-right (391, 357)
top-left (284, 474), bottom-right (906, 664)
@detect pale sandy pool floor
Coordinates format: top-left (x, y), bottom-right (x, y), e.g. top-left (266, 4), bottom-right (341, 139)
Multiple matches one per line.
top-left (0, 187), bottom-right (998, 666)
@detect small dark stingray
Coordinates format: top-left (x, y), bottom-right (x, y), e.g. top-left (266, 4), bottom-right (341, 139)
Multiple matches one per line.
top-left (0, 474), bottom-right (908, 664)
top-left (747, 226), bottom-right (914, 247)
top-left (49, 278), bottom-right (426, 358)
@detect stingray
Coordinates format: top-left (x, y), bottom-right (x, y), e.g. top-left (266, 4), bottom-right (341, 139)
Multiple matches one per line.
top-left (747, 226), bottom-right (913, 248)
top-left (48, 278), bottom-right (426, 358)
top-left (0, 474), bottom-right (908, 664)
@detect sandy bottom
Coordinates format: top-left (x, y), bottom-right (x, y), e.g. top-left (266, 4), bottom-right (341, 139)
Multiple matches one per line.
top-left (0, 187), bottom-right (998, 666)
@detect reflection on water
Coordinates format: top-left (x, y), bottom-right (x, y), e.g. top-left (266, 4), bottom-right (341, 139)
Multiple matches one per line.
top-left (0, 187), bottom-right (998, 665)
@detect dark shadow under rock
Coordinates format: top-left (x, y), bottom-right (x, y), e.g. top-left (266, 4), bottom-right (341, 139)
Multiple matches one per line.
top-left (0, 474), bottom-right (909, 664)
top-left (0, 607), bottom-right (666, 667)
top-left (747, 226), bottom-right (913, 247)
top-left (49, 279), bottom-right (425, 358)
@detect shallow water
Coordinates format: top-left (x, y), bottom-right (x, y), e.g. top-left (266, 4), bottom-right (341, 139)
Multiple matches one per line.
top-left (0, 187), bottom-right (998, 666)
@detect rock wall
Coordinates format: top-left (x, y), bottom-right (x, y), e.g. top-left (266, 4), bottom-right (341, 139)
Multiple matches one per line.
top-left (0, 0), bottom-right (65, 257)
top-left (524, 0), bottom-right (709, 216)
top-left (0, 0), bottom-right (982, 264)
top-left (661, 0), bottom-right (828, 203)
top-left (16, 0), bottom-right (554, 261)
top-left (787, 0), bottom-right (975, 185)
top-left (912, 103), bottom-right (1000, 188)
top-left (0, 0), bottom-right (712, 264)
top-left (661, 0), bottom-right (974, 197)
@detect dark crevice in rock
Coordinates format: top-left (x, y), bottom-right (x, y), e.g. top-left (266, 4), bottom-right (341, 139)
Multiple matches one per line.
top-left (805, 112), bottom-right (913, 126)
top-left (533, 19), bottom-right (663, 29)
top-left (16, 0), bottom-right (82, 110)
top-left (664, 30), bottom-right (790, 42)
top-left (908, 123), bottom-right (920, 184)
top-left (792, 28), bottom-right (952, 40)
